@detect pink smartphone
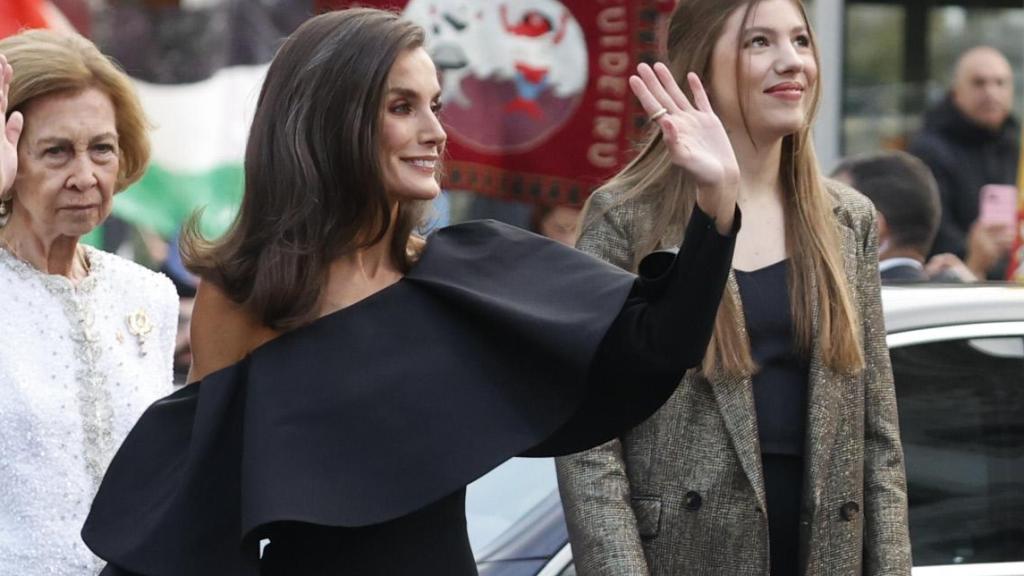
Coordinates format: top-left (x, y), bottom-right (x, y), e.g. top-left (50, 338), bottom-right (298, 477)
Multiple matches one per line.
top-left (978, 184), bottom-right (1019, 227)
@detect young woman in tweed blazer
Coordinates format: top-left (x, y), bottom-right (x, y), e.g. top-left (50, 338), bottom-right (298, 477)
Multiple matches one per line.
top-left (555, 0), bottom-right (911, 574)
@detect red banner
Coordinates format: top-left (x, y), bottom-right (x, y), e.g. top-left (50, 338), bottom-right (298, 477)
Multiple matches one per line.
top-left (0, 0), bottom-right (88, 40)
top-left (0, 0), bottom-right (49, 38)
top-left (319, 0), bottom-right (670, 206)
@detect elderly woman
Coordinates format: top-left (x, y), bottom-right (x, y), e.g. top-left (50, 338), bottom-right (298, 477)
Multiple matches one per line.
top-left (0, 31), bottom-right (177, 575)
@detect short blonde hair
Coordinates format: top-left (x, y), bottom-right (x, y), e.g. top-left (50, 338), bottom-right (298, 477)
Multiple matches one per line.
top-left (0, 29), bottom-right (150, 191)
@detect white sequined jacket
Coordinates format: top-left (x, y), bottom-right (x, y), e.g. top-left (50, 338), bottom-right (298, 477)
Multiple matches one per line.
top-left (0, 246), bottom-right (177, 575)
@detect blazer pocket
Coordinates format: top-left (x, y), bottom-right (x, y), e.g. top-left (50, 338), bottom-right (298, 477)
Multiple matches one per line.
top-left (630, 496), bottom-right (663, 539)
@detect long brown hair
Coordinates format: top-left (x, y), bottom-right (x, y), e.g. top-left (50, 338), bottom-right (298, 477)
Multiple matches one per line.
top-left (182, 9), bottom-right (429, 331)
top-left (588, 0), bottom-right (863, 378)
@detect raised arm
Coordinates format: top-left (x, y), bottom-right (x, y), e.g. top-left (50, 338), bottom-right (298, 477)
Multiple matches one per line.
top-left (595, 61), bottom-right (740, 382)
top-left (558, 62), bottom-right (743, 573)
top-left (0, 55), bottom-right (24, 199)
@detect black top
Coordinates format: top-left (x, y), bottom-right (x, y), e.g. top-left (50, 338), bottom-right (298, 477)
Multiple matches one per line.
top-left (84, 209), bottom-right (739, 576)
top-left (736, 259), bottom-right (808, 576)
top-left (735, 259), bottom-right (808, 456)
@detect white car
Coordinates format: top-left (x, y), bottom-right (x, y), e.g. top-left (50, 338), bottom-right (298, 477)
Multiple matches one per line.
top-left (467, 284), bottom-right (1024, 576)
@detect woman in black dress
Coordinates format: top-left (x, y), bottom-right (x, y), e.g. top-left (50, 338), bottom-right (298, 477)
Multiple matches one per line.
top-left (83, 8), bottom-right (743, 575)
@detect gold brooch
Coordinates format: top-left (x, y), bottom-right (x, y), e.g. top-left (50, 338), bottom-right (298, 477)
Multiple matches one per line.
top-left (126, 309), bottom-right (154, 356)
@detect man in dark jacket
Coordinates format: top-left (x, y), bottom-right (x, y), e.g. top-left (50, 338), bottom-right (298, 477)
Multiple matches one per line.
top-left (832, 151), bottom-right (973, 283)
top-left (908, 46), bottom-right (1019, 279)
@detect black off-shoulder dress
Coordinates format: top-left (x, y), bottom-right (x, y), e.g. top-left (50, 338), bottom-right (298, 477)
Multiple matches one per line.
top-left (83, 208), bottom-right (739, 576)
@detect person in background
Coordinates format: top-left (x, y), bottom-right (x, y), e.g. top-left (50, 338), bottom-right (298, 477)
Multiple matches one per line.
top-left (531, 203), bottom-right (581, 246)
top-left (908, 46), bottom-right (1019, 279)
top-left (159, 227), bottom-right (199, 384)
top-left (0, 30), bottom-right (177, 575)
top-left (556, 0), bottom-right (910, 574)
top-left (832, 150), bottom-right (975, 283)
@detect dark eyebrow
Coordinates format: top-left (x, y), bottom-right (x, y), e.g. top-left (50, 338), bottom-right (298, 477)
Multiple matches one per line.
top-left (386, 87), bottom-right (442, 101)
top-left (743, 25), bottom-right (808, 36)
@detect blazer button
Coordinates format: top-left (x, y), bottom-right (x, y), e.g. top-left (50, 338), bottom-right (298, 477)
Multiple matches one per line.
top-left (840, 501), bottom-right (860, 521)
top-left (684, 491), bottom-right (702, 511)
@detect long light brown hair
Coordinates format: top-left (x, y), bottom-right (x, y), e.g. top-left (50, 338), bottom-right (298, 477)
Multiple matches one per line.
top-left (588, 0), bottom-right (863, 378)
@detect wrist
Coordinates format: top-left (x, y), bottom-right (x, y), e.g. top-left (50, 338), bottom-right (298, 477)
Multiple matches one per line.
top-left (712, 205), bottom-right (736, 235)
top-left (703, 166), bottom-right (739, 196)
top-left (704, 200), bottom-right (738, 236)
top-left (710, 183), bottom-right (739, 230)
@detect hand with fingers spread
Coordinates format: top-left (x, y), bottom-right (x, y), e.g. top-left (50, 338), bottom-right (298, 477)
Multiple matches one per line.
top-left (0, 55), bottom-right (24, 198)
top-left (630, 62), bottom-right (738, 233)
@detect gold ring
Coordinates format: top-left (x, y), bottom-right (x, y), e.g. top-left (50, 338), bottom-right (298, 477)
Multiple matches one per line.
top-left (649, 108), bottom-right (668, 122)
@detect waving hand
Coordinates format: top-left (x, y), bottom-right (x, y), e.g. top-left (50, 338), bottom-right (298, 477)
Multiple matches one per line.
top-left (630, 63), bottom-right (738, 232)
top-left (0, 55), bottom-right (24, 198)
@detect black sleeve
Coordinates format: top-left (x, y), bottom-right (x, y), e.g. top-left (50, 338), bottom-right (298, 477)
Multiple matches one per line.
top-left (594, 205), bottom-right (740, 377)
top-left (522, 206), bottom-right (738, 456)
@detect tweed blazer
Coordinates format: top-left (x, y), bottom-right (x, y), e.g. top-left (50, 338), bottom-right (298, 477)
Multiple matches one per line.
top-left (556, 180), bottom-right (912, 576)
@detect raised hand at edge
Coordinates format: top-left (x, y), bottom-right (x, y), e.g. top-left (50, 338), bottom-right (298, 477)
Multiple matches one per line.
top-left (629, 62), bottom-right (738, 234)
top-left (0, 55), bottom-right (24, 200)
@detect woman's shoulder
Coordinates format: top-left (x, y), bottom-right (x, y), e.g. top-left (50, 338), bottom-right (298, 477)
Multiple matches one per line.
top-left (576, 184), bottom-right (660, 248)
top-left (585, 184), bottom-right (658, 218)
top-left (188, 280), bottom-right (276, 382)
top-left (823, 177), bottom-right (875, 236)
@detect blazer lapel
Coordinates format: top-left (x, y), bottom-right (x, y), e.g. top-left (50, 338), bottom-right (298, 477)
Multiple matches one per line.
top-left (709, 273), bottom-right (767, 512)
top-left (803, 214), bottom-right (859, 506)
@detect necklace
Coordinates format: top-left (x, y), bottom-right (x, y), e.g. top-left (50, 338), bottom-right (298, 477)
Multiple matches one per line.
top-left (0, 236), bottom-right (92, 282)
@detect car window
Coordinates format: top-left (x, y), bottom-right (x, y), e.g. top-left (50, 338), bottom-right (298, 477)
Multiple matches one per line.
top-left (892, 334), bottom-right (1024, 566)
top-left (466, 457), bottom-right (559, 555)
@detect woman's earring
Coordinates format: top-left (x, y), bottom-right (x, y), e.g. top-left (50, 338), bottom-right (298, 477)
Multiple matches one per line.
top-left (0, 196), bottom-right (10, 226)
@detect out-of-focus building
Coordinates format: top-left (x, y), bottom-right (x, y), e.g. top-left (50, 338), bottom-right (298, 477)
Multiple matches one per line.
top-left (807, 0), bottom-right (1022, 170)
